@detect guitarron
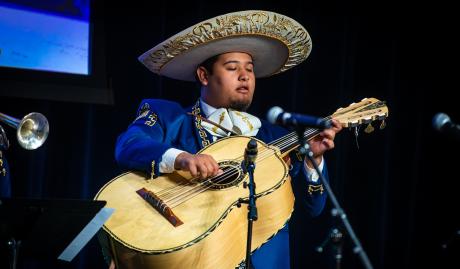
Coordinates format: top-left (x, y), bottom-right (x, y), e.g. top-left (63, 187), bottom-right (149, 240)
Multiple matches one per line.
top-left (95, 97), bottom-right (388, 269)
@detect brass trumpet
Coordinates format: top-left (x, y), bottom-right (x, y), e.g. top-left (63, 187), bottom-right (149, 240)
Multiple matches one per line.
top-left (0, 112), bottom-right (49, 150)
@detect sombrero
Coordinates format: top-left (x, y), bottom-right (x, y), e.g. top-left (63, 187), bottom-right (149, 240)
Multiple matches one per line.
top-left (138, 10), bottom-right (312, 81)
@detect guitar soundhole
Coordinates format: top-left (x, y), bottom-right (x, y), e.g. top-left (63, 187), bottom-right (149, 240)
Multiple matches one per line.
top-left (207, 160), bottom-right (244, 190)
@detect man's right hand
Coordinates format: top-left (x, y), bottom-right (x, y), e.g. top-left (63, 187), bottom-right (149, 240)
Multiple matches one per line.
top-left (174, 152), bottom-right (222, 179)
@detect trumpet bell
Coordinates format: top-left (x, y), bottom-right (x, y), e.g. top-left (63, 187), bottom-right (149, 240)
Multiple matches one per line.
top-left (17, 113), bottom-right (49, 150)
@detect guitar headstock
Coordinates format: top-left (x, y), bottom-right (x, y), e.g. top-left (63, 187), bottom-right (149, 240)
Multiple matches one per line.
top-left (332, 98), bottom-right (388, 132)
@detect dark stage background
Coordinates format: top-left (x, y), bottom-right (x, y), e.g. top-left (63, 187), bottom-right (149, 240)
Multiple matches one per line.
top-left (1, 1), bottom-right (459, 268)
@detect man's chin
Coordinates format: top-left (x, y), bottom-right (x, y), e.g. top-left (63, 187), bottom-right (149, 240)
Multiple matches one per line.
top-left (229, 100), bottom-right (251, 111)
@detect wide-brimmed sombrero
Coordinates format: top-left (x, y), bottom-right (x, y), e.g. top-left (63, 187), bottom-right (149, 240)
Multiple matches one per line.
top-left (138, 10), bottom-right (312, 81)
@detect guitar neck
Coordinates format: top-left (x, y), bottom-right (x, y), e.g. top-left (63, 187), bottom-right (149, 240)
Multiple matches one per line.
top-left (268, 97), bottom-right (389, 156)
top-left (268, 126), bottom-right (323, 156)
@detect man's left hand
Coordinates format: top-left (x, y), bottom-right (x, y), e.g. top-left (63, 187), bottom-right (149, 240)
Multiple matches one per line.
top-left (307, 119), bottom-right (342, 165)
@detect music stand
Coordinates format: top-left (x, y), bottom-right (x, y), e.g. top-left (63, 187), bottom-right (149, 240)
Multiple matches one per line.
top-left (0, 197), bottom-right (113, 269)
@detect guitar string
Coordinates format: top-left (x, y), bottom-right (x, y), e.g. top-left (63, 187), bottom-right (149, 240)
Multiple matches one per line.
top-left (166, 129), bottom-right (321, 207)
top-left (166, 104), bottom-right (388, 206)
top-left (158, 130), bottom-right (305, 202)
top-left (158, 116), bottom-right (334, 205)
top-left (155, 115), bottom-right (333, 204)
top-left (160, 116), bottom-right (334, 207)
top-left (163, 126), bottom-right (324, 207)
top-left (159, 130), bottom-right (302, 199)
top-left (160, 104), bottom-right (384, 206)
top-left (154, 130), bottom-right (300, 197)
top-left (156, 115), bottom-right (333, 200)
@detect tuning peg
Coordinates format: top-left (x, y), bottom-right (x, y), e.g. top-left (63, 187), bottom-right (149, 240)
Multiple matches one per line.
top-left (379, 120), bottom-right (386, 130)
top-left (364, 123), bottom-right (374, 133)
top-left (353, 126), bottom-right (360, 149)
top-left (376, 114), bottom-right (387, 120)
top-left (349, 121), bottom-right (359, 128)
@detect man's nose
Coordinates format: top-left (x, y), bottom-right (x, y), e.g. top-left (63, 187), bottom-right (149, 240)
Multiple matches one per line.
top-left (239, 71), bottom-right (249, 81)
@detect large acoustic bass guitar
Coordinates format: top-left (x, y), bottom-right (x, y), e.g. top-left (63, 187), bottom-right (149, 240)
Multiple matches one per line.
top-left (95, 98), bottom-right (388, 269)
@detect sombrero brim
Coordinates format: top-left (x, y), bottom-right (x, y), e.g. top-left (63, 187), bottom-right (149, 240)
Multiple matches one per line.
top-left (138, 10), bottom-right (312, 81)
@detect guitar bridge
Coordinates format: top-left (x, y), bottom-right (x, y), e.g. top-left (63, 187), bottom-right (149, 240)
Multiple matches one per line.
top-left (136, 188), bottom-right (184, 227)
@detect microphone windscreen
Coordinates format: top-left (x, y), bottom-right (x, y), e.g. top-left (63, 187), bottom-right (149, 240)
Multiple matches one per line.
top-left (432, 112), bottom-right (450, 131)
top-left (267, 106), bottom-right (283, 124)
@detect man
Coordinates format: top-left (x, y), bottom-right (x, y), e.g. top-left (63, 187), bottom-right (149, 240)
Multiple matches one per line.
top-left (112, 10), bottom-right (342, 268)
top-left (0, 125), bottom-right (11, 198)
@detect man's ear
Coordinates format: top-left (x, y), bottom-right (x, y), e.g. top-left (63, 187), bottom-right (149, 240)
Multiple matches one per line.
top-left (196, 67), bottom-right (209, 86)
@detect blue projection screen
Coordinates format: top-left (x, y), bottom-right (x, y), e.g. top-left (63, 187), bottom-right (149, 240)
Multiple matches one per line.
top-left (0, 1), bottom-right (90, 75)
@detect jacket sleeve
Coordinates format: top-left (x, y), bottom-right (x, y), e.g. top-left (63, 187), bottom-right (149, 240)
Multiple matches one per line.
top-left (257, 120), bottom-right (328, 218)
top-left (290, 150), bottom-right (328, 217)
top-left (114, 99), bottom-right (184, 178)
top-left (0, 150), bottom-right (11, 198)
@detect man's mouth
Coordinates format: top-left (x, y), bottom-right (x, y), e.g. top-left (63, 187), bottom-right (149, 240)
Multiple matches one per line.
top-left (236, 86), bottom-right (249, 93)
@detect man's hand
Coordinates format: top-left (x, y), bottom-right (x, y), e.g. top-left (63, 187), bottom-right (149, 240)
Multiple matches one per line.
top-left (307, 119), bottom-right (342, 166)
top-left (174, 152), bottom-right (223, 179)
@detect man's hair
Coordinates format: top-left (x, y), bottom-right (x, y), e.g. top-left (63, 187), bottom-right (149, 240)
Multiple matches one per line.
top-left (194, 54), bottom-right (220, 83)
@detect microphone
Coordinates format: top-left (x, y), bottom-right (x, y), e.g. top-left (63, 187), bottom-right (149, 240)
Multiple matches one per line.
top-left (432, 112), bottom-right (460, 137)
top-left (243, 139), bottom-right (258, 170)
top-left (267, 106), bottom-right (331, 129)
top-left (241, 138), bottom-right (257, 174)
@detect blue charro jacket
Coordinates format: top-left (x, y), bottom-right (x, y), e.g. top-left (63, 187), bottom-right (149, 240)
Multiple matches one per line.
top-left (0, 151), bottom-right (11, 198)
top-left (115, 99), bottom-right (328, 269)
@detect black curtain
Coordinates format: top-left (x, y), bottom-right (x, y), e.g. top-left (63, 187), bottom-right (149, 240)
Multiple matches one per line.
top-left (1, 1), bottom-right (459, 268)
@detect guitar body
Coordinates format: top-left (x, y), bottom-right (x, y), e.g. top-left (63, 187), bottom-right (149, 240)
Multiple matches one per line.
top-left (95, 136), bottom-right (294, 269)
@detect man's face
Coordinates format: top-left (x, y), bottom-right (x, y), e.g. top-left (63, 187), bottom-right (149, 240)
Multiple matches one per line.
top-left (199, 52), bottom-right (256, 111)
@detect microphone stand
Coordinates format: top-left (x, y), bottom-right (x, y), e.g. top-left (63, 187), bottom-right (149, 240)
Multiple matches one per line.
top-left (1, 125), bottom-right (16, 269)
top-left (6, 238), bottom-right (21, 269)
top-left (441, 229), bottom-right (460, 250)
top-left (295, 127), bottom-right (374, 269)
top-left (315, 218), bottom-right (344, 269)
top-left (238, 139), bottom-right (258, 269)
